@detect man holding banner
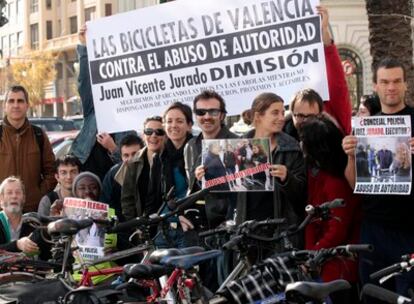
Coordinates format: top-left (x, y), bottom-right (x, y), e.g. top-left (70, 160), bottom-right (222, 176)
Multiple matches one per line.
top-left (342, 58), bottom-right (414, 300)
top-left (70, 26), bottom-right (136, 181)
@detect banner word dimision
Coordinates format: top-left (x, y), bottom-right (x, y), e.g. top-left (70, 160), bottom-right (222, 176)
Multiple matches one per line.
top-left (86, 0), bottom-right (328, 133)
top-left (353, 115), bottom-right (412, 195)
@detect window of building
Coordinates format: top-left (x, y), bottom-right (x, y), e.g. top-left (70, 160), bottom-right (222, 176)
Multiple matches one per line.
top-left (9, 33), bottom-right (15, 55)
top-left (118, 1), bottom-right (136, 12)
top-left (46, 20), bottom-right (53, 40)
top-left (7, 2), bottom-right (13, 20)
top-left (69, 16), bottom-right (77, 34)
top-left (67, 60), bottom-right (76, 76)
top-left (46, 0), bottom-right (52, 9)
top-left (17, 31), bottom-right (23, 54)
top-left (56, 62), bottom-right (63, 79)
top-left (2, 36), bottom-right (8, 56)
top-left (16, 0), bottom-right (22, 23)
top-left (339, 48), bottom-right (363, 109)
top-left (85, 6), bottom-right (96, 22)
top-left (30, 0), bottom-right (39, 13)
top-left (30, 23), bottom-right (39, 49)
top-left (57, 20), bottom-right (61, 36)
top-left (105, 4), bottom-right (112, 16)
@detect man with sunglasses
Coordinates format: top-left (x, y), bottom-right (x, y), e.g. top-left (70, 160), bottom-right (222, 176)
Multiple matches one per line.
top-left (184, 90), bottom-right (238, 290)
top-left (185, 90), bottom-right (238, 230)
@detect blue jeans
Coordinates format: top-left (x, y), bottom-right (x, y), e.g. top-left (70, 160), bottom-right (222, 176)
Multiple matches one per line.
top-left (154, 225), bottom-right (186, 249)
top-left (359, 221), bottom-right (414, 303)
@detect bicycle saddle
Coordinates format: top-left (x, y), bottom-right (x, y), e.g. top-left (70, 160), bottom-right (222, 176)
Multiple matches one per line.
top-left (149, 246), bottom-right (205, 264)
top-left (47, 218), bottom-right (93, 235)
top-left (285, 280), bottom-right (351, 302)
top-left (123, 263), bottom-right (170, 279)
top-left (160, 249), bottom-right (222, 270)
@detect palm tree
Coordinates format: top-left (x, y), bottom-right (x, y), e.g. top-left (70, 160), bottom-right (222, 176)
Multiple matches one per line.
top-left (365, 0), bottom-right (414, 105)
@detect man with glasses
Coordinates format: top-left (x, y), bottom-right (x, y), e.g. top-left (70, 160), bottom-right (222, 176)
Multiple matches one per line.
top-left (283, 6), bottom-right (352, 140)
top-left (184, 90), bottom-right (238, 230)
top-left (184, 90), bottom-right (238, 290)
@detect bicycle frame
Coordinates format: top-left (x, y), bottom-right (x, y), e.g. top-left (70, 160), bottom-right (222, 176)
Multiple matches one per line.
top-left (79, 265), bottom-right (124, 287)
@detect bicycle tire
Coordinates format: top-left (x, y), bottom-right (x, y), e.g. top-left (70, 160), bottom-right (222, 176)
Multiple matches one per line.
top-left (0, 272), bottom-right (43, 304)
top-left (0, 271), bottom-right (44, 284)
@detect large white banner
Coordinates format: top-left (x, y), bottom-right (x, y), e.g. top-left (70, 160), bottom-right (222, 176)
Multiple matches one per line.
top-left (86, 0), bottom-right (328, 133)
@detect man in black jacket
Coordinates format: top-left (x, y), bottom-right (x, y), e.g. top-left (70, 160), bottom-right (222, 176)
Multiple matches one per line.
top-left (184, 90), bottom-right (238, 229)
top-left (0, 176), bottom-right (41, 254)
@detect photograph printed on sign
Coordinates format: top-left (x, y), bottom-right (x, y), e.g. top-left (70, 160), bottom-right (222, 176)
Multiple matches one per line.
top-left (201, 138), bottom-right (273, 192)
top-left (353, 115), bottom-right (412, 195)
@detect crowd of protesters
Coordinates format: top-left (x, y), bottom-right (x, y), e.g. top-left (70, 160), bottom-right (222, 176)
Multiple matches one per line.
top-left (0, 5), bottom-right (414, 304)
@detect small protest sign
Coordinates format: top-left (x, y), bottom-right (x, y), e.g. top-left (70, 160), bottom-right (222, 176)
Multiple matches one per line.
top-left (201, 138), bottom-right (273, 192)
top-left (353, 115), bottom-right (412, 195)
top-left (63, 198), bottom-right (108, 260)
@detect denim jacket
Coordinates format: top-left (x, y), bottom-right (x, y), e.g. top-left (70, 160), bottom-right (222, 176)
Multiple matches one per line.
top-left (70, 45), bottom-right (133, 164)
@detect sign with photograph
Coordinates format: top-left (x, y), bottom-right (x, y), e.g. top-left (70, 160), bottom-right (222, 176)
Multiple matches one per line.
top-left (353, 115), bottom-right (412, 195)
top-left (63, 198), bottom-right (109, 260)
top-left (86, 0), bottom-right (328, 133)
top-left (201, 138), bottom-right (273, 192)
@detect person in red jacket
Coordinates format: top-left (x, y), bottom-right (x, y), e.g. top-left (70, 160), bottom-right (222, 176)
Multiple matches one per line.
top-left (299, 116), bottom-right (361, 304)
top-left (283, 6), bottom-right (352, 139)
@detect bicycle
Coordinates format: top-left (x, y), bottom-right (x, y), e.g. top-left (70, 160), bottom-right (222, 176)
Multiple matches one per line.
top-left (216, 244), bottom-right (373, 304)
top-left (200, 198), bottom-right (346, 297)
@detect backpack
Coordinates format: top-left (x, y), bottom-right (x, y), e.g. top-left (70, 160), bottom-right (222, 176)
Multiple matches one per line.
top-left (46, 190), bottom-right (59, 203)
top-left (0, 123), bottom-right (45, 163)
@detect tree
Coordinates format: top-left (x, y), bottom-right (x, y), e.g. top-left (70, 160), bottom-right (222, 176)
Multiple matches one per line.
top-left (10, 51), bottom-right (57, 108)
top-left (365, 0), bottom-right (414, 105)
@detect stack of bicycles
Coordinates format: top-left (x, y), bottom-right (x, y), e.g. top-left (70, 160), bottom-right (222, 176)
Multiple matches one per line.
top-left (0, 193), bottom-right (373, 304)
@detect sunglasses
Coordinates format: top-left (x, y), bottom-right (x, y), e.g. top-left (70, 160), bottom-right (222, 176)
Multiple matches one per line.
top-left (143, 128), bottom-right (165, 136)
top-left (194, 108), bottom-right (222, 117)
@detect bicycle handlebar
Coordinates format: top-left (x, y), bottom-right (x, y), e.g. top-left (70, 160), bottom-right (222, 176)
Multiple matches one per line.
top-left (222, 235), bottom-right (244, 250)
top-left (108, 188), bottom-right (208, 233)
top-left (335, 244), bottom-right (374, 254)
top-left (361, 284), bottom-right (411, 304)
top-left (199, 225), bottom-right (233, 238)
top-left (370, 254), bottom-right (414, 281)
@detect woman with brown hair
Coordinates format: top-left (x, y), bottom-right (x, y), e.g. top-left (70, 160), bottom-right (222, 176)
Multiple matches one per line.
top-left (236, 92), bottom-right (306, 251)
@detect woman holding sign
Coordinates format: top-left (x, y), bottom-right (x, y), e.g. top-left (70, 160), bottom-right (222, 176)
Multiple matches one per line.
top-left (236, 92), bottom-right (306, 252)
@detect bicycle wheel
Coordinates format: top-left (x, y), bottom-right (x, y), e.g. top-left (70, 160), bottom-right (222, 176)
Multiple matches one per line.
top-left (0, 272), bottom-right (43, 304)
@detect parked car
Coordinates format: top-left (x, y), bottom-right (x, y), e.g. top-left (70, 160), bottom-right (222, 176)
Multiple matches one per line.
top-left (53, 135), bottom-right (76, 158)
top-left (49, 130), bottom-right (79, 148)
top-left (28, 117), bottom-right (77, 132)
top-left (64, 115), bottom-right (84, 130)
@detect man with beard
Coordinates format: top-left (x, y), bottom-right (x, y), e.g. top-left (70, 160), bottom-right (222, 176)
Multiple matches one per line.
top-left (0, 176), bottom-right (42, 254)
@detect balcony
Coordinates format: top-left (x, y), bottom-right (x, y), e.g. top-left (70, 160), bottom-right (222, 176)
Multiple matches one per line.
top-left (43, 34), bottom-right (78, 51)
